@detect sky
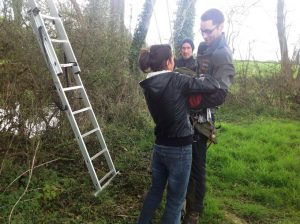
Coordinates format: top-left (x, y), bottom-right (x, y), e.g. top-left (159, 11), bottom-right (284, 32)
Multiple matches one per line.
top-left (124, 0), bottom-right (300, 61)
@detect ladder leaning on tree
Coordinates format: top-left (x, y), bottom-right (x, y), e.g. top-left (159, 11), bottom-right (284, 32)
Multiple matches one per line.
top-left (27, 0), bottom-right (118, 196)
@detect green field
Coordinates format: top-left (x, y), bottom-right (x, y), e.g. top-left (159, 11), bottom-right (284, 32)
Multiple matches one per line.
top-left (1, 117), bottom-right (299, 223)
top-left (203, 118), bottom-right (300, 223)
top-left (234, 60), bottom-right (281, 77)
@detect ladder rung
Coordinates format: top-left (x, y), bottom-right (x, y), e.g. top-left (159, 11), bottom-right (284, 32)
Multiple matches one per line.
top-left (60, 63), bottom-right (75, 68)
top-left (63, 86), bottom-right (82, 92)
top-left (94, 171), bottom-right (119, 196)
top-left (99, 170), bottom-right (114, 185)
top-left (41, 14), bottom-right (59, 21)
top-left (73, 107), bottom-right (91, 115)
top-left (82, 128), bottom-right (99, 138)
top-left (91, 148), bottom-right (107, 161)
top-left (51, 39), bottom-right (69, 43)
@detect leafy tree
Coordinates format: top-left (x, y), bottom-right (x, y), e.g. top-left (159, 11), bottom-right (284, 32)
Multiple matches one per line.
top-left (173, 0), bottom-right (196, 56)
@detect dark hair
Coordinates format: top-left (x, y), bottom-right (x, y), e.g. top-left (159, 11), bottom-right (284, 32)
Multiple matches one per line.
top-left (201, 8), bottom-right (224, 25)
top-left (181, 38), bottom-right (194, 51)
top-left (139, 44), bottom-right (172, 73)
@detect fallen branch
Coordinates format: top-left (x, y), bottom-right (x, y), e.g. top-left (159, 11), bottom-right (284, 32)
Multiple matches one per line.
top-left (2, 157), bottom-right (73, 194)
top-left (8, 139), bottom-right (40, 224)
top-left (0, 135), bottom-right (15, 175)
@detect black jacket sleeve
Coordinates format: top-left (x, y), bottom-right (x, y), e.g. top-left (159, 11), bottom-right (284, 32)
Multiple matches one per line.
top-left (173, 73), bottom-right (221, 95)
top-left (199, 89), bottom-right (228, 108)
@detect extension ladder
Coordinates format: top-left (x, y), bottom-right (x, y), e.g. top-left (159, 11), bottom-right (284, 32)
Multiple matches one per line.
top-left (27, 0), bottom-right (118, 196)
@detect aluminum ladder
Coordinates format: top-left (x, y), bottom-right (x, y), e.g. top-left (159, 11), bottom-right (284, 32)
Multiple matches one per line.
top-left (27, 0), bottom-right (118, 196)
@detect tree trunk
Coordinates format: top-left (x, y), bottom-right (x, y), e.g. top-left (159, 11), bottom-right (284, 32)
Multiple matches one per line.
top-left (277, 0), bottom-right (291, 77)
top-left (110, 0), bottom-right (125, 32)
top-left (129, 0), bottom-right (156, 74)
top-left (11, 0), bottom-right (23, 25)
top-left (70, 0), bottom-right (83, 23)
top-left (173, 0), bottom-right (197, 56)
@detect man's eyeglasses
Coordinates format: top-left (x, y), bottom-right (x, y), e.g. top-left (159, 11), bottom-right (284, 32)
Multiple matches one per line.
top-left (200, 26), bottom-right (217, 35)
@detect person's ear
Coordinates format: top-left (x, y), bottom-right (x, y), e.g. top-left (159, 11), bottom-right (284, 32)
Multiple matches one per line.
top-left (166, 59), bottom-right (171, 69)
top-left (166, 57), bottom-right (174, 70)
top-left (218, 22), bottom-right (224, 31)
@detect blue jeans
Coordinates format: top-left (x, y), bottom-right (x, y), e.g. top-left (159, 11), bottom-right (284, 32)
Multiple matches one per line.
top-left (137, 144), bottom-right (192, 224)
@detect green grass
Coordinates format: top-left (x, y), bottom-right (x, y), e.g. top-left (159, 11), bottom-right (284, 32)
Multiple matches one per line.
top-left (234, 60), bottom-right (280, 77)
top-left (0, 117), bottom-right (299, 223)
top-left (203, 118), bottom-right (300, 223)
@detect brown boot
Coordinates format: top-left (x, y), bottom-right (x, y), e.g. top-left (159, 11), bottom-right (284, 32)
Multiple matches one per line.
top-left (183, 211), bottom-right (200, 224)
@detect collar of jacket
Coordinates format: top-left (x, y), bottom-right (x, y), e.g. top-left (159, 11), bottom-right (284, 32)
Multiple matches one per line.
top-left (146, 70), bottom-right (171, 79)
top-left (178, 56), bottom-right (194, 62)
top-left (198, 33), bottom-right (227, 56)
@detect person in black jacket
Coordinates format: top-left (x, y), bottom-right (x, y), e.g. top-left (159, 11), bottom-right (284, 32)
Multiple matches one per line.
top-left (175, 38), bottom-right (197, 72)
top-left (183, 9), bottom-right (235, 224)
top-left (137, 44), bottom-right (220, 224)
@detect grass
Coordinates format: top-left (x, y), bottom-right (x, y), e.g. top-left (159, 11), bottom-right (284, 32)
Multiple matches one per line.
top-left (0, 117), bottom-right (299, 223)
top-left (234, 60), bottom-right (280, 77)
top-left (203, 118), bottom-right (300, 223)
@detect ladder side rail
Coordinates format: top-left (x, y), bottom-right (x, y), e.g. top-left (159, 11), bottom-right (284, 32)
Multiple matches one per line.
top-left (72, 74), bottom-right (117, 172)
top-left (29, 0), bottom-right (118, 195)
top-left (44, 1), bottom-right (113, 170)
top-left (29, 10), bottom-right (63, 76)
top-left (28, 0), bottom-right (39, 11)
top-left (46, 0), bottom-right (80, 74)
top-left (69, 76), bottom-right (117, 189)
top-left (28, 2), bottom-right (101, 192)
top-left (54, 84), bottom-right (102, 191)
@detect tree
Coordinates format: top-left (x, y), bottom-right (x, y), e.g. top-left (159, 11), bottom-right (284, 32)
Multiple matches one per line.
top-left (1, 0), bottom-right (12, 20)
top-left (70, 0), bottom-right (83, 23)
top-left (110, 0), bottom-right (125, 32)
top-left (277, 0), bottom-right (291, 77)
top-left (129, 0), bottom-right (156, 74)
top-left (11, 0), bottom-right (23, 25)
top-left (225, 1), bottom-right (260, 55)
top-left (173, 0), bottom-right (196, 56)
top-left (85, 0), bottom-right (110, 26)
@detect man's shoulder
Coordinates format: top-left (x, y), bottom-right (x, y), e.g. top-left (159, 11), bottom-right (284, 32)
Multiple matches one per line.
top-left (197, 41), bottom-right (208, 54)
top-left (212, 46), bottom-right (233, 64)
top-left (213, 45), bottom-right (232, 56)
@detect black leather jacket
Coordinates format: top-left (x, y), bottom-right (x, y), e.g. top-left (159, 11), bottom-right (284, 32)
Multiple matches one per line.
top-left (140, 71), bottom-right (220, 146)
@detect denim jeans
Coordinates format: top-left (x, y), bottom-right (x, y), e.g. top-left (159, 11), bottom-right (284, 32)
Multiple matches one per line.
top-left (137, 144), bottom-right (192, 224)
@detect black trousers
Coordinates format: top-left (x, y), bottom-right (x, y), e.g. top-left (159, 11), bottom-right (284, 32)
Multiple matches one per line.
top-left (186, 131), bottom-right (208, 214)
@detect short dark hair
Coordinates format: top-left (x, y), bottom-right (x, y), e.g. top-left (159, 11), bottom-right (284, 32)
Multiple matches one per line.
top-left (181, 38), bottom-right (194, 51)
top-left (201, 8), bottom-right (224, 25)
top-left (139, 44), bottom-right (172, 73)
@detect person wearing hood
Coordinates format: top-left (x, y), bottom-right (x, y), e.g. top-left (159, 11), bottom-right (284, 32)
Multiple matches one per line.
top-left (137, 44), bottom-right (220, 224)
top-left (183, 8), bottom-right (235, 224)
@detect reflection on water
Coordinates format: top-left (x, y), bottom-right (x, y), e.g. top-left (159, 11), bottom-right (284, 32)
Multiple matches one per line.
top-left (0, 104), bottom-right (59, 138)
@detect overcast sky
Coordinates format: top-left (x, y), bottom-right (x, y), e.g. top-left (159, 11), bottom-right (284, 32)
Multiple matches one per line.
top-left (125, 0), bottom-right (300, 61)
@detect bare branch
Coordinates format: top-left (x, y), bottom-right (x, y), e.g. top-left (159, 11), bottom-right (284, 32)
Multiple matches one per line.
top-left (8, 139), bottom-right (40, 224)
